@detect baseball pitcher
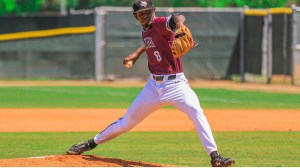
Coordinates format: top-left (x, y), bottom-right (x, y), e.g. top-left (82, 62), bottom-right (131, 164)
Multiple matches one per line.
top-left (66, 0), bottom-right (235, 167)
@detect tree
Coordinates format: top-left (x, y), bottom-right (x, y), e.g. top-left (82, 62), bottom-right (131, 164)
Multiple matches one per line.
top-left (0, 0), bottom-right (79, 16)
top-left (0, 0), bottom-right (16, 16)
top-left (0, 0), bottom-right (299, 16)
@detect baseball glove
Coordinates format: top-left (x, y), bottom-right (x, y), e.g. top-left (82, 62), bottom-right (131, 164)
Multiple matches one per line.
top-left (171, 26), bottom-right (195, 58)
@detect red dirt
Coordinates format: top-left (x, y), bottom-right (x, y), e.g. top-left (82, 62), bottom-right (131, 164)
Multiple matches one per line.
top-left (1, 108), bottom-right (299, 132)
top-left (0, 155), bottom-right (169, 167)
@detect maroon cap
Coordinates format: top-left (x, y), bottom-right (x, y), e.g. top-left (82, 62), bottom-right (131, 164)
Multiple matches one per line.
top-left (133, 0), bottom-right (154, 13)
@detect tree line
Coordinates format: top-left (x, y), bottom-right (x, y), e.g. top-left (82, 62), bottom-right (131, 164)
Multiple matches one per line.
top-left (0, 0), bottom-right (299, 16)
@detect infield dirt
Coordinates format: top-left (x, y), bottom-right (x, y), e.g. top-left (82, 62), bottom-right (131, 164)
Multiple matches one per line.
top-left (1, 108), bottom-right (299, 132)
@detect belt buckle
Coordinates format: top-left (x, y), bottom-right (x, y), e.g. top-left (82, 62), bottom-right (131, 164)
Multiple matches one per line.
top-left (153, 75), bottom-right (164, 81)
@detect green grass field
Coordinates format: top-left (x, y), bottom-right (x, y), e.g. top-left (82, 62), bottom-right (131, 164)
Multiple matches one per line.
top-left (0, 132), bottom-right (299, 167)
top-left (0, 86), bottom-right (299, 166)
top-left (0, 86), bottom-right (299, 109)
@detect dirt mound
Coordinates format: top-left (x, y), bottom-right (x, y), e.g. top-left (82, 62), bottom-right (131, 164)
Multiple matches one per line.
top-left (0, 154), bottom-right (169, 167)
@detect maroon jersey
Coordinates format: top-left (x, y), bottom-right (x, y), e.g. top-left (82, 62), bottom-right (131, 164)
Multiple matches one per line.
top-left (142, 16), bottom-right (183, 75)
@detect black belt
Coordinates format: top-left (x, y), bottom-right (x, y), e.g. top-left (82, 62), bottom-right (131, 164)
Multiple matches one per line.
top-left (152, 75), bottom-right (176, 81)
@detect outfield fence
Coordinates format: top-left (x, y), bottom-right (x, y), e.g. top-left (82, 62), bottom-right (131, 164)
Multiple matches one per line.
top-left (0, 15), bottom-right (95, 79)
top-left (94, 7), bottom-right (242, 80)
top-left (0, 7), bottom-right (299, 85)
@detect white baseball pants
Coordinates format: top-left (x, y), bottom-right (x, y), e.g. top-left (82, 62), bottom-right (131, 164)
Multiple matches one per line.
top-left (94, 73), bottom-right (218, 155)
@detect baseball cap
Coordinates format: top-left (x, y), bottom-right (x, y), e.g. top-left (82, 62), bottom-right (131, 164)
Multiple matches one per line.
top-left (133, 0), bottom-right (154, 13)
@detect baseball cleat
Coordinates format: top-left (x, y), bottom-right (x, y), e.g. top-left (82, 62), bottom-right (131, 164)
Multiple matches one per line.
top-left (210, 151), bottom-right (235, 167)
top-left (66, 139), bottom-right (97, 155)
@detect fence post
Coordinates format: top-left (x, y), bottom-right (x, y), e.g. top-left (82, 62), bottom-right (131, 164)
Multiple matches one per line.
top-left (95, 7), bottom-right (106, 81)
top-left (262, 11), bottom-right (268, 81)
top-left (266, 11), bottom-right (273, 84)
top-left (291, 5), bottom-right (298, 85)
top-left (283, 10), bottom-right (288, 82)
top-left (240, 9), bottom-right (245, 82)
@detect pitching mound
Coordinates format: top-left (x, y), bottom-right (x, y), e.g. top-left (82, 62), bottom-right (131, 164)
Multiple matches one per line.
top-left (0, 154), bottom-right (169, 167)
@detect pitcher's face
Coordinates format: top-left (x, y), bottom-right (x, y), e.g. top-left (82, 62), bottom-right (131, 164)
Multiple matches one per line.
top-left (134, 9), bottom-right (155, 29)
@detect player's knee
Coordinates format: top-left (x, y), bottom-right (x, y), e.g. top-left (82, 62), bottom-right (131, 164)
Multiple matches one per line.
top-left (186, 106), bottom-right (204, 120)
top-left (117, 117), bottom-right (136, 133)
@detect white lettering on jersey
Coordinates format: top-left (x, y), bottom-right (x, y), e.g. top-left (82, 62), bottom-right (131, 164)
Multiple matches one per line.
top-left (143, 37), bottom-right (156, 49)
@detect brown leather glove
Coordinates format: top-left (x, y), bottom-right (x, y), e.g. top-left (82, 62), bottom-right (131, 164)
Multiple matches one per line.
top-left (171, 26), bottom-right (195, 58)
